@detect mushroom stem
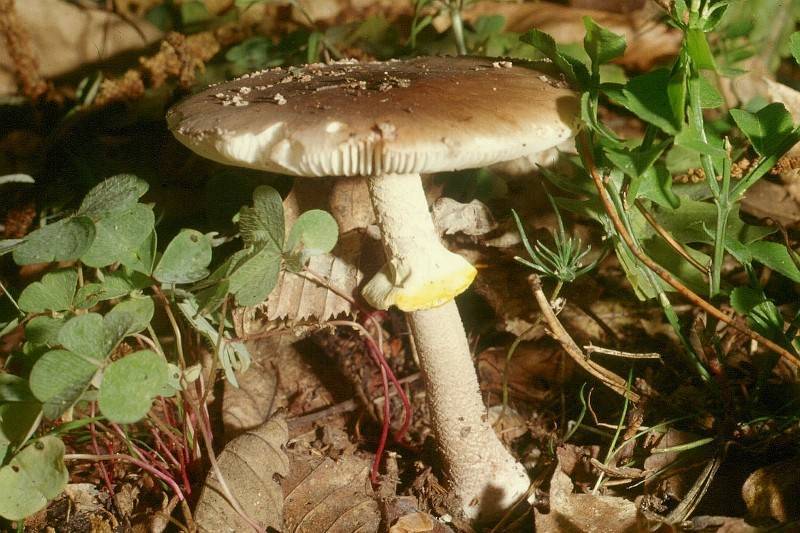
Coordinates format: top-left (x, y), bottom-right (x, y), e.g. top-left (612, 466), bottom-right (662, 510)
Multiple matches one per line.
top-left (364, 172), bottom-right (530, 519)
top-left (362, 173), bottom-right (476, 312)
top-left (407, 303), bottom-right (531, 520)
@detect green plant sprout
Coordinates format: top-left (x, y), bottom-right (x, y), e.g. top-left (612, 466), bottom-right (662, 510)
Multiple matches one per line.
top-left (0, 175), bottom-right (338, 522)
top-left (511, 193), bottom-right (600, 298)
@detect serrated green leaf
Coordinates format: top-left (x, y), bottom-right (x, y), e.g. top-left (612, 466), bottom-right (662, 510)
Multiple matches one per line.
top-left (18, 269), bottom-right (78, 313)
top-left (239, 185), bottom-right (284, 250)
top-left (105, 297), bottom-right (155, 336)
top-left (749, 241), bottom-right (800, 283)
top-left (730, 103), bottom-right (796, 157)
top-left (12, 217), bottom-right (95, 265)
top-left (29, 350), bottom-right (98, 419)
top-left (0, 436), bottom-right (67, 521)
top-left (582, 17), bottom-right (626, 68)
top-left (58, 313), bottom-right (112, 361)
top-left (228, 247), bottom-right (281, 306)
top-left (78, 174), bottom-right (148, 219)
top-left (153, 229), bottom-right (213, 284)
top-left (98, 350), bottom-right (168, 424)
top-left (80, 205), bottom-right (155, 268)
top-left (284, 210), bottom-right (338, 271)
top-left (25, 316), bottom-right (64, 347)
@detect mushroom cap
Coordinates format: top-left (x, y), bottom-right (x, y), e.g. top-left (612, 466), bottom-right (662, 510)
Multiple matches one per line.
top-left (167, 56), bottom-right (579, 177)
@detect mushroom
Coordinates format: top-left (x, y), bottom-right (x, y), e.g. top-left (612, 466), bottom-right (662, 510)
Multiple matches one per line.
top-left (167, 56), bottom-right (578, 520)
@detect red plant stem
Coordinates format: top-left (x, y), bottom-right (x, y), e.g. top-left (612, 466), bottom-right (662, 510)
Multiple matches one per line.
top-left (360, 321), bottom-right (412, 441)
top-left (65, 453), bottom-right (185, 501)
top-left (302, 269), bottom-right (413, 437)
top-left (366, 343), bottom-right (391, 487)
top-left (151, 428), bottom-right (181, 470)
top-left (89, 403), bottom-right (115, 497)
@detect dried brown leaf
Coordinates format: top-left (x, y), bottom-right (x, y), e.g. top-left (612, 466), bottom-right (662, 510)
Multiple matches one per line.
top-left (742, 455), bottom-right (800, 523)
top-left (195, 417), bottom-right (290, 532)
top-left (0, 0), bottom-right (161, 96)
top-left (535, 458), bottom-right (638, 532)
top-left (283, 448), bottom-right (381, 532)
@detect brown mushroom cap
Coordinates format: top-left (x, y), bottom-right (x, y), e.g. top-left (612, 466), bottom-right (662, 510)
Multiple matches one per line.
top-left (167, 56), bottom-right (578, 177)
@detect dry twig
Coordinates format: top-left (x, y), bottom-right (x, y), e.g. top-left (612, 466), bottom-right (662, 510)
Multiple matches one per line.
top-left (530, 274), bottom-right (641, 402)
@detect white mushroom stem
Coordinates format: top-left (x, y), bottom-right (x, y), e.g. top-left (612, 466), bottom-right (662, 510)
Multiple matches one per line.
top-left (364, 173), bottom-right (530, 520)
top-left (408, 304), bottom-right (531, 519)
top-left (362, 173), bottom-right (476, 312)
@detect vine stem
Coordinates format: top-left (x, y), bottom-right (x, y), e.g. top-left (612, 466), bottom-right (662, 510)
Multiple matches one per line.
top-left (64, 453), bottom-right (185, 502)
top-left (578, 133), bottom-right (800, 370)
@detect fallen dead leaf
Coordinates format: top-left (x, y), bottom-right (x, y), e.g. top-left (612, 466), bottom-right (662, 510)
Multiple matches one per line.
top-left (282, 445), bottom-right (381, 532)
top-left (742, 455), bottom-right (800, 523)
top-left (535, 456), bottom-right (639, 532)
top-left (740, 179), bottom-right (800, 228)
top-left (432, 197), bottom-right (497, 237)
top-left (194, 416), bottom-right (290, 532)
top-left (0, 0), bottom-right (162, 96)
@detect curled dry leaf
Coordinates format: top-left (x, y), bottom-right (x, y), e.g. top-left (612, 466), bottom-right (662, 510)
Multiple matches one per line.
top-left (0, 0), bottom-right (162, 96)
top-left (194, 417), bottom-right (290, 533)
top-left (432, 197), bottom-right (497, 237)
top-left (390, 511), bottom-right (454, 533)
top-left (283, 446), bottom-right (381, 532)
top-left (464, 1), bottom-right (682, 70)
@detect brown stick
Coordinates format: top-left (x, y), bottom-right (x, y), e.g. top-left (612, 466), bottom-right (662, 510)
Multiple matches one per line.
top-left (579, 134), bottom-right (800, 370)
top-left (530, 275), bottom-right (641, 402)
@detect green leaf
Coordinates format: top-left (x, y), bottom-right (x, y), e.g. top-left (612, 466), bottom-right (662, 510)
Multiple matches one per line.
top-left (637, 164), bottom-right (681, 209)
top-left (729, 103), bottom-right (796, 157)
top-left (126, 230), bottom-right (158, 276)
top-left (12, 217), bottom-right (95, 265)
top-left (695, 76), bottom-right (724, 108)
top-left (80, 205), bottom-right (155, 268)
top-left (25, 316), bottom-right (64, 347)
top-left (58, 313), bottom-right (112, 361)
top-left (582, 17), bottom-right (626, 68)
top-left (78, 174), bottom-right (148, 219)
top-left (284, 210), bottom-right (339, 271)
top-left (228, 247), bottom-right (281, 306)
top-left (29, 350), bottom-right (98, 419)
top-left (730, 287), bottom-right (784, 340)
top-left (791, 32), bottom-right (800, 65)
top-left (520, 29), bottom-right (588, 86)
top-left (18, 269), bottom-right (78, 313)
top-left (749, 241), bottom-right (800, 283)
top-left (74, 271), bottom-right (136, 309)
top-left (0, 374), bottom-right (36, 403)
top-left (98, 350), bottom-right (169, 424)
top-left (177, 299), bottom-right (251, 388)
top-left (105, 297), bottom-right (155, 336)
top-left (153, 229), bottom-right (213, 284)
top-left (238, 185), bottom-right (285, 250)
top-left (0, 436), bottom-right (68, 521)
top-left (0, 403), bottom-right (41, 465)
top-left (686, 28), bottom-right (716, 70)
top-left (620, 69), bottom-right (681, 134)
